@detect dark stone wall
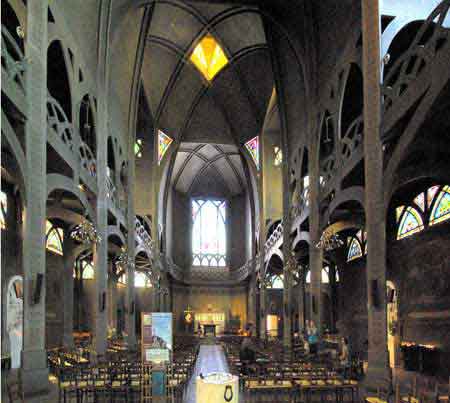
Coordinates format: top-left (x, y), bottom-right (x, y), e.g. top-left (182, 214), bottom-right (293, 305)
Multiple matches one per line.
top-left (339, 258), bottom-right (368, 357)
top-left (229, 193), bottom-right (247, 269)
top-left (46, 251), bottom-right (64, 348)
top-left (171, 190), bottom-right (190, 267)
top-left (338, 220), bottom-right (450, 368)
top-left (388, 222), bottom-right (450, 352)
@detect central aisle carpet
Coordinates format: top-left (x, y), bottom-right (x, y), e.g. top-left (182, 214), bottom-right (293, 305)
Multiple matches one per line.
top-left (184, 344), bottom-right (233, 403)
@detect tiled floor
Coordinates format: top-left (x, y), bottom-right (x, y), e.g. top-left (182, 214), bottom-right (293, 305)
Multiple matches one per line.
top-left (184, 344), bottom-right (233, 403)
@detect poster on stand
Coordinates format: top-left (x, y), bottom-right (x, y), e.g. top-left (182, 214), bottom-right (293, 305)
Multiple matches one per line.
top-left (141, 312), bottom-right (172, 364)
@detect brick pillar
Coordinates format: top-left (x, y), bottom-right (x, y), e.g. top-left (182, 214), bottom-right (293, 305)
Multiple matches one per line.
top-left (361, 0), bottom-right (391, 389)
top-left (21, 0), bottom-right (49, 396)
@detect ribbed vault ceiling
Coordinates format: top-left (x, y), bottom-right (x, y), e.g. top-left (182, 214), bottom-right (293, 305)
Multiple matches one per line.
top-left (171, 143), bottom-right (246, 196)
top-left (141, 1), bottom-right (274, 147)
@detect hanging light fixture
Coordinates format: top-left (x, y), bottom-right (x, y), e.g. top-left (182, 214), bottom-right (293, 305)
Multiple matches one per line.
top-left (285, 252), bottom-right (299, 275)
top-left (116, 248), bottom-right (135, 272)
top-left (70, 219), bottom-right (101, 244)
top-left (315, 227), bottom-right (344, 251)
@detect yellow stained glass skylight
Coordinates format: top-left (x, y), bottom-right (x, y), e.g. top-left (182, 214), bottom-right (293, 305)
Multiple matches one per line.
top-left (190, 34), bottom-right (228, 81)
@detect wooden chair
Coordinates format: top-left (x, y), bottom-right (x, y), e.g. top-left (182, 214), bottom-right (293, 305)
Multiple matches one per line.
top-left (57, 366), bottom-right (79, 403)
top-left (366, 384), bottom-right (391, 403)
top-left (400, 375), bottom-right (420, 403)
top-left (431, 377), bottom-right (450, 403)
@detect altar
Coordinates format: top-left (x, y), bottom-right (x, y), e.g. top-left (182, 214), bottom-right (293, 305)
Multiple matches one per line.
top-left (203, 323), bottom-right (217, 337)
top-left (195, 312), bottom-right (225, 335)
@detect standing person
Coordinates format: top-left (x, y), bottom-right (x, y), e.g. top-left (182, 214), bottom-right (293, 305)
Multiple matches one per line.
top-left (340, 337), bottom-right (350, 377)
top-left (308, 320), bottom-right (319, 356)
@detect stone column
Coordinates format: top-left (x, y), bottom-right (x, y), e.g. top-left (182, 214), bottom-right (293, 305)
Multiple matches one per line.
top-left (361, 0), bottom-right (391, 389)
top-left (329, 264), bottom-right (337, 333)
top-left (309, 246), bottom-right (322, 336)
top-left (247, 272), bottom-right (257, 330)
top-left (107, 263), bottom-right (117, 331)
top-left (298, 269), bottom-right (306, 335)
top-left (283, 251), bottom-right (294, 348)
top-left (21, 0), bottom-right (49, 396)
top-left (61, 236), bottom-right (77, 348)
top-left (125, 221), bottom-right (136, 348)
top-left (307, 96), bottom-right (323, 338)
top-left (258, 254), bottom-right (267, 340)
top-left (91, 0), bottom-right (112, 358)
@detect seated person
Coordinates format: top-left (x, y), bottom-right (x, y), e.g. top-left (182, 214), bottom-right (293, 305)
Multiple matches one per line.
top-left (240, 332), bottom-right (257, 374)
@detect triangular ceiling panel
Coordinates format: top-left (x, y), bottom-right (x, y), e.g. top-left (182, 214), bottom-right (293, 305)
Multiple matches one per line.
top-left (213, 12), bottom-right (267, 57)
top-left (149, 3), bottom-right (202, 51)
top-left (157, 66), bottom-right (204, 139)
top-left (142, 43), bottom-right (179, 117)
top-left (183, 92), bottom-right (233, 144)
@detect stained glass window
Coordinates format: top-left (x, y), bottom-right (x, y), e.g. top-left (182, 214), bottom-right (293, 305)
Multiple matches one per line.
top-left (396, 206), bottom-right (405, 222)
top-left (427, 185), bottom-right (439, 208)
top-left (274, 146), bottom-right (283, 167)
top-left (244, 136), bottom-right (259, 170)
top-left (118, 273), bottom-right (127, 285)
top-left (306, 268), bottom-right (335, 284)
top-left (190, 34), bottom-right (228, 81)
top-left (81, 260), bottom-right (94, 279)
top-left (192, 199), bottom-right (226, 267)
top-left (267, 274), bottom-right (284, 289)
top-left (430, 185), bottom-right (450, 225)
top-left (397, 206), bottom-right (424, 239)
top-left (46, 220), bottom-right (64, 255)
top-left (414, 192), bottom-right (425, 211)
top-left (135, 139), bottom-right (143, 158)
top-left (158, 130), bottom-right (173, 165)
top-left (347, 237), bottom-right (363, 262)
top-left (0, 191), bottom-right (7, 230)
top-left (135, 271), bottom-right (152, 288)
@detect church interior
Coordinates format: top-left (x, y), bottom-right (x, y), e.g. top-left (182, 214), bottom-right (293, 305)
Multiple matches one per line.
top-left (1, 0), bottom-right (450, 402)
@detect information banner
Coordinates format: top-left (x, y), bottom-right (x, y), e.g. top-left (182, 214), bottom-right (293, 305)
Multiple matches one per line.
top-left (141, 312), bottom-right (172, 364)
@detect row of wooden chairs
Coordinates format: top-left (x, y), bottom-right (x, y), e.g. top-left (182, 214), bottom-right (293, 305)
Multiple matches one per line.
top-left (366, 376), bottom-right (450, 403)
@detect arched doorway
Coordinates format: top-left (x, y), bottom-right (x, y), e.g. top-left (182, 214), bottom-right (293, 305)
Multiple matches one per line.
top-left (7, 275), bottom-right (23, 369)
top-left (386, 280), bottom-right (399, 368)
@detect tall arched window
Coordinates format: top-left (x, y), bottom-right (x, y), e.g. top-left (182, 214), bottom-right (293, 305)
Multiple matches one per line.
top-left (81, 260), bottom-right (94, 279)
top-left (135, 272), bottom-right (152, 288)
top-left (192, 199), bottom-right (226, 267)
top-left (266, 274), bottom-right (284, 289)
top-left (306, 267), bottom-right (339, 284)
top-left (347, 229), bottom-right (366, 262)
top-left (0, 191), bottom-right (7, 230)
top-left (45, 220), bottom-right (64, 255)
top-left (118, 273), bottom-right (127, 285)
top-left (347, 237), bottom-right (363, 262)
